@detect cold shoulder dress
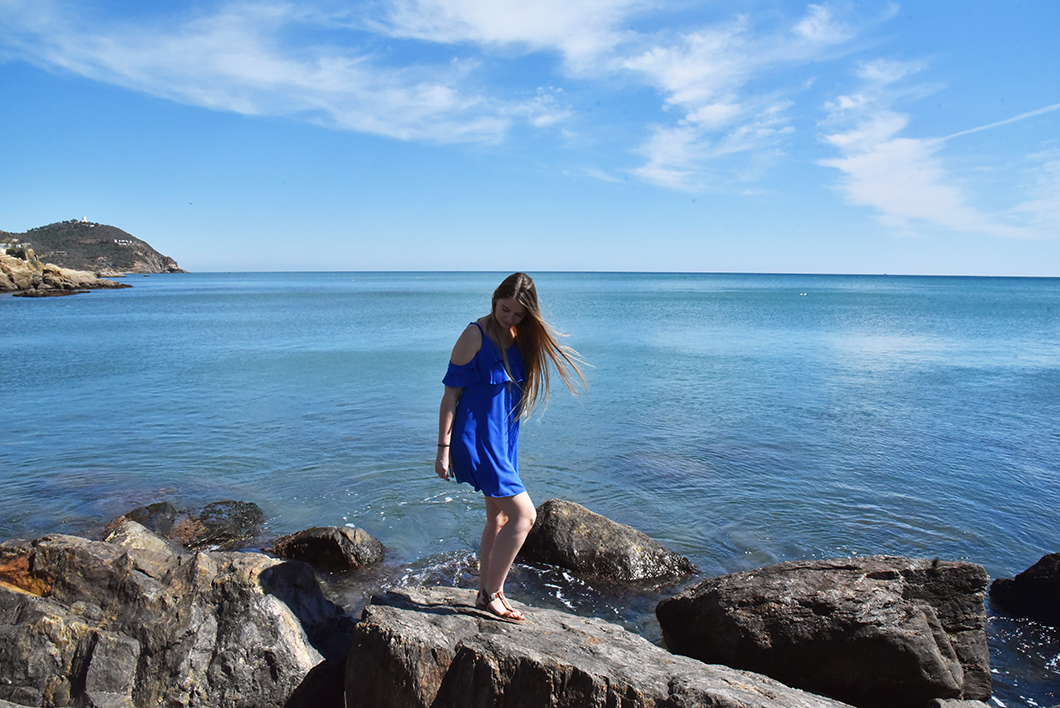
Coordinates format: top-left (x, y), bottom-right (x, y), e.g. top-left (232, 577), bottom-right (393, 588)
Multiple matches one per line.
top-left (443, 322), bottom-right (527, 498)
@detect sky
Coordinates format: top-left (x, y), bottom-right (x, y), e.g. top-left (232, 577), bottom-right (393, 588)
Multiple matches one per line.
top-left (1, 1), bottom-right (1058, 275)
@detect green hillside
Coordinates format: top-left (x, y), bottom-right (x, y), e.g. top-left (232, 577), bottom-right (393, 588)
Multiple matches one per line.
top-left (1, 220), bottom-right (184, 274)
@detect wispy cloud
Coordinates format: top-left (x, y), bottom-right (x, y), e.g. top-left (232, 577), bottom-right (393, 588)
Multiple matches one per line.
top-left (375, 2), bottom-right (860, 190)
top-left (619, 5), bottom-right (852, 190)
top-left (583, 166), bottom-right (624, 183)
top-left (10, 0), bottom-right (1047, 241)
top-left (1013, 148), bottom-right (1060, 231)
top-left (793, 3), bottom-right (852, 43)
top-left (375, 0), bottom-right (645, 72)
top-left (0, 0), bottom-right (558, 143)
top-left (0, 0), bottom-right (863, 177)
top-left (818, 58), bottom-right (1053, 239)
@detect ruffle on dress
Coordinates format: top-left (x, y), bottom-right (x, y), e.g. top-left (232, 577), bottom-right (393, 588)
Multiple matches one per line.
top-left (443, 337), bottom-right (525, 389)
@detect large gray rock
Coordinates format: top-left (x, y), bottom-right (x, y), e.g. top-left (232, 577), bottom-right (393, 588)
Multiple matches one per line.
top-left (989, 552), bottom-right (1060, 627)
top-left (345, 585), bottom-right (855, 708)
top-left (656, 556), bottom-right (991, 708)
top-left (517, 498), bottom-right (695, 582)
top-left (270, 526), bottom-right (385, 571)
top-left (0, 523), bottom-right (354, 707)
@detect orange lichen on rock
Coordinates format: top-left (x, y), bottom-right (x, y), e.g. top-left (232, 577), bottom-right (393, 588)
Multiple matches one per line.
top-left (0, 554), bottom-right (53, 597)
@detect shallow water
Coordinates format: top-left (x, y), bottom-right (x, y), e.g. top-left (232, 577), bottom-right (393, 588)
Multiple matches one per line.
top-left (2, 271), bottom-right (1057, 704)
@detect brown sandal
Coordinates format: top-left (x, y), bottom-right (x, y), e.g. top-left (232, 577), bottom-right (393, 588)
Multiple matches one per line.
top-left (496, 591), bottom-right (517, 613)
top-left (476, 589), bottom-right (524, 623)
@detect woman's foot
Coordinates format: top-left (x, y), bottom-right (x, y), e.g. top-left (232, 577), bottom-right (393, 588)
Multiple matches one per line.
top-left (477, 589), bottom-right (524, 623)
top-left (496, 590), bottom-right (517, 613)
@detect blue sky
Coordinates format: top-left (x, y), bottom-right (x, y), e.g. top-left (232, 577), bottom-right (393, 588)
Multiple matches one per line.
top-left (2, 1), bottom-right (1058, 275)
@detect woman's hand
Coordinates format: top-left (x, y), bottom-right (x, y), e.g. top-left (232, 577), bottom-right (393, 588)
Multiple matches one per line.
top-left (435, 448), bottom-right (451, 480)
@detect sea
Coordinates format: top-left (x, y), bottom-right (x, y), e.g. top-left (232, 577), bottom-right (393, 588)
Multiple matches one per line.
top-left (2, 271), bottom-right (1058, 705)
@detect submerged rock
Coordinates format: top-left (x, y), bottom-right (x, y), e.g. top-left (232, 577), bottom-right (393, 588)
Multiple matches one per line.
top-left (989, 552), bottom-right (1060, 627)
top-left (112, 499), bottom-right (264, 551)
top-left (0, 523), bottom-right (354, 707)
top-left (345, 585), bottom-right (854, 708)
top-left (177, 499), bottom-right (265, 550)
top-left (119, 500), bottom-right (179, 537)
top-left (270, 526), bottom-right (385, 571)
top-left (518, 498), bottom-right (695, 582)
top-left (656, 556), bottom-right (991, 708)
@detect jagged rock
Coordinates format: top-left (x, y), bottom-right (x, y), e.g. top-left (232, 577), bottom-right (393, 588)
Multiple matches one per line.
top-left (1, 252), bottom-right (131, 295)
top-left (655, 556), bottom-right (991, 708)
top-left (989, 552), bottom-right (1060, 626)
top-left (0, 525), bottom-right (354, 707)
top-left (0, 252), bottom-right (41, 291)
top-left (270, 526), bottom-right (385, 571)
top-left (517, 498), bottom-right (695, 582)
top-left (345, 585), bottom-right (855, 708)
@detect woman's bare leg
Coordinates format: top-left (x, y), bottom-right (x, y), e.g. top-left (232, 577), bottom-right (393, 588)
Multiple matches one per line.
top-left (479, 492), bottom-right (536, 615)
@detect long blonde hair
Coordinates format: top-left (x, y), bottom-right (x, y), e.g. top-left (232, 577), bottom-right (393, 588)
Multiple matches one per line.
top-left (485, 272), bottom-right (585, 416)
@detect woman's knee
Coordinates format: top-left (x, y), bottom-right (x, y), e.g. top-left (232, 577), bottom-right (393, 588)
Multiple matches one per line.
top-left (513, 497), bottom-right (536, 533)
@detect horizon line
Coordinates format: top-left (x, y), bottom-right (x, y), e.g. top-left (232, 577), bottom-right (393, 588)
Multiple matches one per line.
top-left (168, 269), bottom-right (1060, 279)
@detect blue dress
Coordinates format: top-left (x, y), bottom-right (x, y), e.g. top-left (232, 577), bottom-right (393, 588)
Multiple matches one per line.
top-left (443, 322), bottom-right (527, 498)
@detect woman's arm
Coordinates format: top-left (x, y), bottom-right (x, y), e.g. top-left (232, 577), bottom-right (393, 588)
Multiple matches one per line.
top-left (435, 324), bottom-right (483, 480)
top-left (435, 386), bottom-right (461, 480)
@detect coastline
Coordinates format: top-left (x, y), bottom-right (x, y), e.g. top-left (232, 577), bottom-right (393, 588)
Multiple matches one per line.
top-left (1, 499), bottom-right (1054, 707)
top-left (0, 252), bottom-right (131, 296)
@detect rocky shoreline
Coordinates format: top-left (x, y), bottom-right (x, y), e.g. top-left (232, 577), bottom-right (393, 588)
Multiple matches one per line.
top-left (0, 252), bottom-right (132, 297)
top-left (0, 498), bottom-right (1056, 708)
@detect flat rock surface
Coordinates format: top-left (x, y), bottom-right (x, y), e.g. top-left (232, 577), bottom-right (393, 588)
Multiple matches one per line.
top-left (345, 586), bottom-right (854, 708)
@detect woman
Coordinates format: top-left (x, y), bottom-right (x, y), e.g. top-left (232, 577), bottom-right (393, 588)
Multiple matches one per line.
top-left (435, 273), bottom-right (584, 622)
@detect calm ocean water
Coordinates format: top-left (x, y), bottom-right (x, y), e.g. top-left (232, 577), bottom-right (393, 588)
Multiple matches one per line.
top-left (2, 272), bottom-right (1058, 703)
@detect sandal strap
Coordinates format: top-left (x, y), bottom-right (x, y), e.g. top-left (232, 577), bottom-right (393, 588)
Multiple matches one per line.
top-left (482, 590), bottom-right (525, 621)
